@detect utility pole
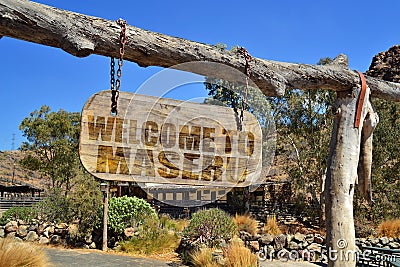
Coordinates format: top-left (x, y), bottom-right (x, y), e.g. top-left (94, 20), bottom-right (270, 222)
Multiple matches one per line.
top-left (11, 133), bottom-right (15, 151)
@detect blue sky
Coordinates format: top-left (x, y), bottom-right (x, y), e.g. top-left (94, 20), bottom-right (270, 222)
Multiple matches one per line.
top-left (1, 0), bottom-right (399, 150)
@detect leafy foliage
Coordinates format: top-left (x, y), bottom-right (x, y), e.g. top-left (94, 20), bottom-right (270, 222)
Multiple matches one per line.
top-left (19, 105), bottom-right (81, 193)
top-left (108, 196), bottom-right (157, 235)
top-left (0, 206), bottom-right (35, 225)
top-left (183, 208), bottom-right (237, 248)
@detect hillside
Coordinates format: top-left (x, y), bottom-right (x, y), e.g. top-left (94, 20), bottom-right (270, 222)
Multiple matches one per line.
top-left (0, 150), bottom-right (50, 190)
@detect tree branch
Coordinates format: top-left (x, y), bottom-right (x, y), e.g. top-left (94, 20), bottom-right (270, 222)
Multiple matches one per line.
top-left (1, 0), bottom-right (400, 101)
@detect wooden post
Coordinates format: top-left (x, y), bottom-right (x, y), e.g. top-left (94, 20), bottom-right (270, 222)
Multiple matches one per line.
top-left (102, 182), bottom-right (109, 251)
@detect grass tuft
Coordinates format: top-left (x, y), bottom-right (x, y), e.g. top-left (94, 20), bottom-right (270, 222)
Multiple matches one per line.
top-left (223, 237), bottom-right (258, 267)
top-left (263, 214), bottom-right (282, 235)
top-left (0, 238), bottom-right (49, 267)
top-left (232, 214), bottom-right (258, 236)
top-left (378, 219), bottom-right (400, 238)
top-left (190, 247), bottom-right (217, 267)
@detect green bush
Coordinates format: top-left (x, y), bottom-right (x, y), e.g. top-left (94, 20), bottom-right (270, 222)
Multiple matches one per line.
top-left (183, 208), bottom-right (237, 248)
top-left (108, 196), bottom-right (157, 235)
top-left (0, 206), bottom-right (35, 225)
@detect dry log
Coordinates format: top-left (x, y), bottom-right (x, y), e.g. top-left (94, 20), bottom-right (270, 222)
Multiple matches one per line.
top-left (1, 0), bottom-right (400, 101)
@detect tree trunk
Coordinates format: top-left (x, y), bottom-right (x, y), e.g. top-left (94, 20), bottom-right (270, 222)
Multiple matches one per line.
top-left (1, 0), bottom-right (400, 101)
top-left (325, 81), bottom-right (376, 266)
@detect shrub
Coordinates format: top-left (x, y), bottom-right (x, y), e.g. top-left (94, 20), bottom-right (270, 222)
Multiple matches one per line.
top-left (0, 206), bottom-right (35, 225)
top-left (34, 189), bottom-right (74, 223)
top-left (183, 208), bottom-right (237, 248)
top-left (233, 214), bottom-right (258, 236)
top-left (119, 214), bottom-right (180, 255)
top-left (0, 238), bottom-right (49, 267)
top-left (263, 214), bottom-right (282, 235)
top-left (378, 219), bottom-right (400, 238)
top-left (223, 237), bottom-right (258, 267)
top-left (108, 196), bottom-right (157, 235)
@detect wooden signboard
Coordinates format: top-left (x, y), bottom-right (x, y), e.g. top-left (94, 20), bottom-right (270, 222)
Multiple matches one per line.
top-left (79, 90), bottom-right (262, 187)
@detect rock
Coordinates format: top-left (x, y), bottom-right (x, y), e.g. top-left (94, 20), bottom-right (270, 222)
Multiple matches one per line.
top-left (38, 236), bottom-right (49, 245)
top-left (56, 223), bottom-right (68, 229)
top-left (274, 234), bottom-right (287, 250)
top-left (50, 235), bottom-right (61, 245)
top-left (6, 232), bottom-right (16, 238)
top-left (37, 223), bottom-right (48, 235)
top-left (17, 225), bottom-right (28, 237)
top-left (54, 228), bottom-right (67, 237)
top-left (46, 226), bottom-right (55, 235)
top-left (294, 232), bottom-right (306, 243)
top-left (5, 221), bottom-right (18, 233)
top-left (43, 229), bottom-right (49, 238)
top-left (380, 237), bottom-right (390, 245)
top-left (305, 234), bottom-right (314, 243)
top-left (124, 227), bottom-right (135, 238)
top-left (389, 242), bottom-right (400, 249)
top-left (307, 243), bottom-right (321, 253)
top-left (28, 224), bottom-right (38, 232)
top-left (84, 234), bottom-right (93, 245)
top-left (25, 231), bottom-right (39, 242)
top-left (17, 219), bottom-right (25, 225)
top-left (367, 45), bottom-right (400, 83)
top-left (0, 228), bottom-right (4, 238)
top-left (299, 241), bottom-right (309, 250)
top-left (249, 240), bottom-right (259, 251)
top-left (314, 234), bottom-right (324, 244)
top-left (288, 241), bottom-right (299, 250)
top-left (259, 234), bottom-right (274, 245)
top-left (89, 242), bottom-right (97, 249)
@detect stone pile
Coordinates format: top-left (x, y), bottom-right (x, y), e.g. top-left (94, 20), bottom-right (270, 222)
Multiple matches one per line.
top-left (0, 220), bottom-right (98, 249)
top-left (356, 236), bottom-right (400, 250)
top-left (240, 230), bottom-right (326, 260)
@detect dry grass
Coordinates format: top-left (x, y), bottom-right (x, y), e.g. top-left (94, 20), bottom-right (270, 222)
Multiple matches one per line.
top-left (223, 237), bottom-right (258, 267)
top-left (263, 214), bottom-right (282, 235)
top-left (378, 219), bottom-right (400, 238)
top-left (0, 238), bottom-right (49, 267)
top-left (190, 247), bottom-right (217, 267)
top-left (232, 214), bottom-right (258, 236)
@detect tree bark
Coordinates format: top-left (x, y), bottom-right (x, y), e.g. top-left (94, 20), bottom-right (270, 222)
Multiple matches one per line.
top-left (1, 0), bottom-right (400, 101)
top-left (325, 80), bottom-right (375, 266)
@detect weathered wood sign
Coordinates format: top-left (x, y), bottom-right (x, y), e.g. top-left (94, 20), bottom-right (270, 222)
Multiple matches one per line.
top-left (79, 90), bottom-right (262, 187)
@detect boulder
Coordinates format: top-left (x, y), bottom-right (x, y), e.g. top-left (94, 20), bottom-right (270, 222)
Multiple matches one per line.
top-left (389, 242), bottom-right (400, 249)
top-left (55, 223), bottom-right (68, 229)
top-left (249, 240), bottom-right (259, 251)
top-left (274, 234), bottom-right (287, 250)
top-left (307, 243), bottom-right (321, 253)
top-left (380, 237), bottom-right (390, 245)
top-left (287, 241), bottom-right (299, 250)
top-left (6, 232), bottom-right (16, 238)
top-left (25, 231), bottom-right (39, 242)
top-left (50, 235), bottom-right (61, 245)
top-left (368, 237), bottom-right (380, 245)
top-left (17, 225), bottom-right (28, 237)
top-left (89, 242), bottom-right (97, 249)
top-left (314, 234), bottom-right (324, 244)
top-left (37, 223), bottom-right (49, 235)
top-left (5, 221), bottom-right (18, 233)
top-left (294, 232), bottom-right (306, 243)
top-left (259, 233), bottom-right (274, 245)
top-left (0, 228), bottom-right (5, 238)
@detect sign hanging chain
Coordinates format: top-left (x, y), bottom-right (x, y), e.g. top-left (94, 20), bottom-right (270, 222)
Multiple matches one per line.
top-left (237, 47), bottom-right (252, 131)
top-left (110, 18), bottom-right (127, 116)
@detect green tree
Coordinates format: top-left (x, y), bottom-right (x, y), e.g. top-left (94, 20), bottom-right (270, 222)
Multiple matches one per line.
top-left (204, 57), bottom-right (335, 225)
top-left (19, 105), bottom-right (80, 194)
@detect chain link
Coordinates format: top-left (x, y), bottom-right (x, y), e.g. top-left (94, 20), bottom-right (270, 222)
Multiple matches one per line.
top-left (237, 47), bottom-right (252, 131)
top-left (111, 18), bottom-right (127, 116)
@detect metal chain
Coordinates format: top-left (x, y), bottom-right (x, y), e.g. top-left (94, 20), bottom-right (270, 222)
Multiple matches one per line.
top-left (237, 47), bottom-right (252, 131)
top-left (111, 18), bottom-right (127, 116)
